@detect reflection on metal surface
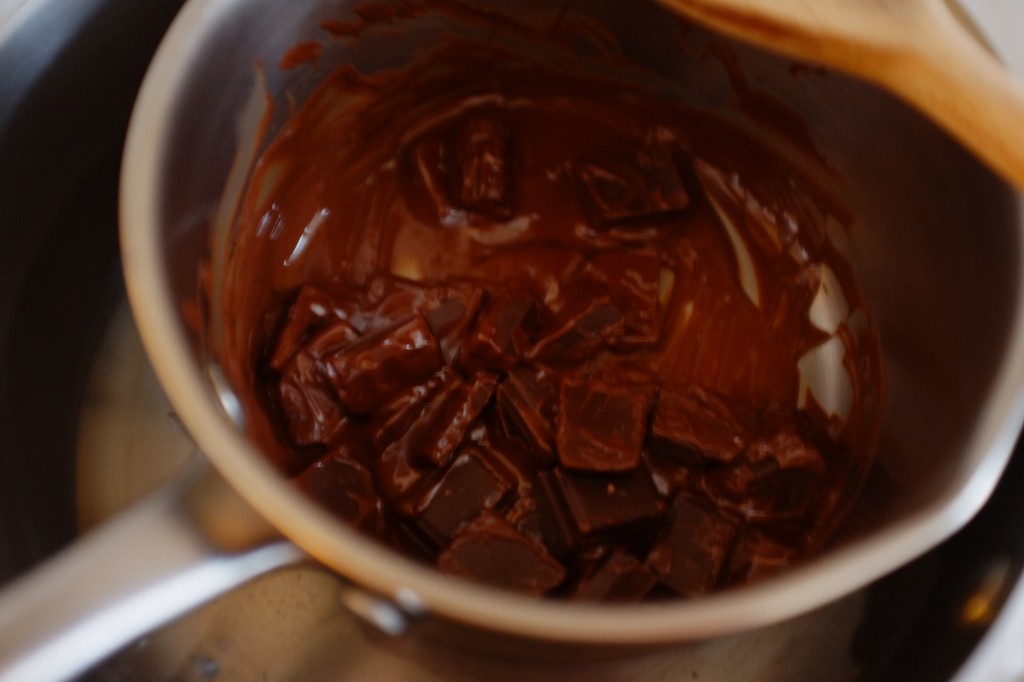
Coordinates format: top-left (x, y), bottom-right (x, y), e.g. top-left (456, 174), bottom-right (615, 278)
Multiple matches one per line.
top-left (339, 588), bottom-right (410, 636)
top-left (961, 557), bottom-right (1015, 627)
top-left (208, 362), bottom-right (246, 427)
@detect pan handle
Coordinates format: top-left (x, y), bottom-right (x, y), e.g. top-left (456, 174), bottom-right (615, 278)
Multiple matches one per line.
top-left (0, 461), bottom-right (305, 682)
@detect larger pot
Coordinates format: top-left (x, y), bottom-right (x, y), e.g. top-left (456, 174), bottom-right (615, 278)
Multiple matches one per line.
top-left (2, 0), bottom-right (1024, 679)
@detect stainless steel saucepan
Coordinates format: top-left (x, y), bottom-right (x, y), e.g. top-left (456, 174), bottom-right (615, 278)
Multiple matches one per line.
top-left (1, 0), bottom-right (1024, 679)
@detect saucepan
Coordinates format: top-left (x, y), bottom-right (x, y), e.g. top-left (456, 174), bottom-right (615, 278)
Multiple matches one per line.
top-left (2, 0), bottom-right (1024, 679)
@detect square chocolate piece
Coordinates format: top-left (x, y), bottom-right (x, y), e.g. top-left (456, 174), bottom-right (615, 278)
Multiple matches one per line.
top-left (556, 374), bottom-right (656, 472)
top-left (437, 510), bottom-right (566, 596)
top-left (277, 351), bottom-right (347, 447)
top-left (400, 372), bottom-right (498, 469)
top-left (293, 448), bottom-right (380, 532)
top-left (650, 386), bottom-right (750, 464)
top-left (725, 528), bottom-right (796, 586)
top-left (270, 285), bottom-right (346, 370)
top-left (324, 314), bottom-right (443, 415)
top-left (648, 495), bottom-right (739, 596)
top-left (304, 318), bottom-right (360, 359)
top-left (422, 282), bottom-right (486, 364)
top-left (413, 446), bottom-right (513, 546)
top-left (572, 550), bottom-right (658, 603)
top-left (700, 463), bottom-right (820, 524)
top-left (547, 467), bottom-right (664, 537)
top-left (495, 368), bottom-right (557, 461)
top-left (372, 369), bottom-right (449, 451)
top-left (527, 296), bottom-right (625, 364)
top-left (375, 370), bottom-right (497, 507)
top-left (459, 293), bottom-right (535, 372)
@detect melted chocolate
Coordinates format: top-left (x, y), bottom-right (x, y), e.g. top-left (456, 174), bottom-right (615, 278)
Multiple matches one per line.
top-left (216, 9), bottom-right (883, 602)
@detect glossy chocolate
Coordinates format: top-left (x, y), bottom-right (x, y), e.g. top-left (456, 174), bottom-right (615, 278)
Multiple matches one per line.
top-left (216, 10), bottom-right (883, 602)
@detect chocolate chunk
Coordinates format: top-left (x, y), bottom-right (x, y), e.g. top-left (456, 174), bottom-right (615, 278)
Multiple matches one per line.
top-left (643, 451), bottom-right (696, 497)
top-left (586, 250), bottom-right (662, 346)
top-left (572, 550), bottom-right (658, 602)
top-left (503, 491), bottom-right (545, 546)
top-left (746, 420), bottom-right (825, 475)
top-left (413, 446), bottom-right (513, 545)
top-left (473, 430), bottom-right (534, 493)
top-left (576, 145), bottom-right (688, 226)
top-left (365, 278), bottom-right (484, 353)
top-left (277, 352), bottom-right (347, 447)
top-left (527, 296), bottom-right (625, 364)
top-left (648, 495), bottom-right (739, 596)
top-left (495, 368), bottom-right (557, 461)
top-left (270, 285), bottom-right (347, 370)
top-left (324, 315), bottom-right (443, 415)
top-left (556, 374), bottom-right (656, 472)
top-left (725, 528), bottom-right (796, 585)
top-left (403, 371), bottom-right (498, 469)
top-left (702, 464), bottom-right (819, 524)
top-left (437, 510), bottom-right (565, 596)
top-left (372, 369), bottom-right (450, 450)
top-left (422, 283), bottom-right (486, 364)
top-left (650, 386), bottom-right (750, 464)
top-left (533, 470), bottom-right (583, 557)
top-left (275, 318), bottom-right (362, 447)
top-left (426, 298), bottom-right (467, 336)
top-left (448, 115), bottom-right (512, 218)
top-left (294, 448), bottom-right (380, 532)
top-left (377, 372), bottom-right (498, 506)
top-left (547, 467), bottom-right (664, 537)
top-left (459, 293), bottom-right (535, 372)
top-left (698, 420), bottom-right (824, 523)
top-left (306, 318), bottom-right (361, 357)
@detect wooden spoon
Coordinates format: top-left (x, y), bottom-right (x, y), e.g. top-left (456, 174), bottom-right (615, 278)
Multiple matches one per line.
top-left (657, 0), bottom-right (1024, 189)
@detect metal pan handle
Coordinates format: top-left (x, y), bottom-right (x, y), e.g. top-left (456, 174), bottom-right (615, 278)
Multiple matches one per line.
top-left (0, 462), bottom-right (304, 682)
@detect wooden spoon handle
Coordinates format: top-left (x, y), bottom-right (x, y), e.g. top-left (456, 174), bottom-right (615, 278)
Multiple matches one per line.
top-left (888, 1), bottom-right (1024, 189)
